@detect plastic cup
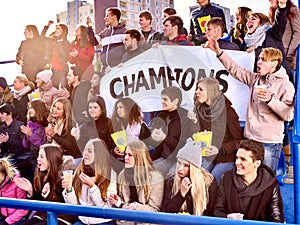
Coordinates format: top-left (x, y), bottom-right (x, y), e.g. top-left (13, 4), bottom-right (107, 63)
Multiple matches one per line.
top-left (255, 84), bottom-right (268, 92)
top-left (227, 213), bottom-right (244, 220)
top-left (63, 170), bottom-right (73, 186)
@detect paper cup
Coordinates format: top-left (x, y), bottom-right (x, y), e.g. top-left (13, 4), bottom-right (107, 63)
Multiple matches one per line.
top-left (227, 213), bottom-right (244, 220)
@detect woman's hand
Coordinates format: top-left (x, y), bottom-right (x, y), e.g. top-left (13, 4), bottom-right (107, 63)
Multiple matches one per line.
top-left (108, 193), bottom-right (120, 205)
top-left (42, 182), bottom-right (50, 195)
top-left (71, 123), bottom-right (80, 140)
top-left (204, 145), bottom-right (219, 156)
top-left (180, 177), bottom-right (192, 197)
top-left (187, 109), bottom-right (197, 124)
top-left (113, 147), bottom-right (125, 156)
top-left (14, 176), bottom-right (33, 196)
top-left (21, 125), bottom-right (32, 137)
top-left (79, 172), bottom-right (94, 188)
top-left (45, 126), bottom-right (55, 139)
top-left (123, 203), bottom-right (136, 210)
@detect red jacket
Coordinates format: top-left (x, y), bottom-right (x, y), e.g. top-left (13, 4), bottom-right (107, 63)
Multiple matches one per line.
top-left (69, 44), bottom-right (95, 77)
top-left (0, 174), bottom-right (28, 224)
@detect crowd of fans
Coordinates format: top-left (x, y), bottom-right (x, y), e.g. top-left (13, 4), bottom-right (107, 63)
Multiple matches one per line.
top-left (0, 0), bottom-right (299, 224)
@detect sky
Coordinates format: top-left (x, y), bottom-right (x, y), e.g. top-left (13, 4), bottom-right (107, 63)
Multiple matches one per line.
top-left (0, 0), bottom-right (298, 82)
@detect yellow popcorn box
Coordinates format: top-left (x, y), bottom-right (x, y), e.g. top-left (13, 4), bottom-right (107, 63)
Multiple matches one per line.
top-left (192, 131), bottom-right (213, 156)
top-left (111, 130), bottom-right (127, 152)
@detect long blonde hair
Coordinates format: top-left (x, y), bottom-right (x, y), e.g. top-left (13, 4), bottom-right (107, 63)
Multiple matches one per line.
top-left (118, 140), bottom-right (157, 200)
top-left (0, 157), bottom-right (18, 179)
top-left (73, 139), bottom-right (112, 201)
top-left (171, 162), bottom-right (214, 215)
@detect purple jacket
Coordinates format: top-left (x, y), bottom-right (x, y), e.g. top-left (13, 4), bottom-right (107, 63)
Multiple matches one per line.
top-left (21, 120), bottom-right (47, 164)
top-left (0, 174), bottom-right (28, 224)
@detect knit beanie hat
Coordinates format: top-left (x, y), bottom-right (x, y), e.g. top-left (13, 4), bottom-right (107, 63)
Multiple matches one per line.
top-left (177, 138), bottom-right (202, 168)
top-left (36, 70), bottom-right (53, 83)
top-left (0, 77), bottom-right (7, 89)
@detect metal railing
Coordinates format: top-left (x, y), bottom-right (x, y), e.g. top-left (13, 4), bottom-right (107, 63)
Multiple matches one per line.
top-left (0, 198), bottom-right (296, 225)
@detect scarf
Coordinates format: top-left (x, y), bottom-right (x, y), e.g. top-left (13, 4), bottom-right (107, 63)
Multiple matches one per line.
top-left (196, 93), bottom-right (225, 122)
top-left (124, 168), bottom-right (139, 203)
top-left (244, 23), bottom-right (271, 48)
top-left (83, 164), bottom-right (95, 177)
top-left (14, 85), bottom-right (32, 100)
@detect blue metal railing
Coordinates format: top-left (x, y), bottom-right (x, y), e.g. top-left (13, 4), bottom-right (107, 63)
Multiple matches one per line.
top-left (0, 198), bottom-right (296, 225)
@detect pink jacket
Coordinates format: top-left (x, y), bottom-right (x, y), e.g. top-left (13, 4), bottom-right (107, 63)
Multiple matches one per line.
top-left (218, 52), bottom-right (294, 143)
top-left (0, 174), bottom-right (28, 224)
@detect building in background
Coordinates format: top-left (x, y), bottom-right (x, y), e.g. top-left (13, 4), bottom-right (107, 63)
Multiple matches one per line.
top-left (57, 0), bottom-right (174, 37)
top-left (57, 0), bottom-right (94, 39)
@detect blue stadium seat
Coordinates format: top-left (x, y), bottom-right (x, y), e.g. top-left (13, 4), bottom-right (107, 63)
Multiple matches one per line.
top-left (276, 150), bottom-right (287, 185)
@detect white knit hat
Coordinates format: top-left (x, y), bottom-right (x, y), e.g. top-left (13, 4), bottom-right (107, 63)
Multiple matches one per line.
top-left (36, 70), bottom-right (53, 83)
top-left (177, 138), bottom-right (203, 168)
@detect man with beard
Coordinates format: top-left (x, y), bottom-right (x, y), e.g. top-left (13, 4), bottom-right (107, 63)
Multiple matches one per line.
top-left (121, 29), bottom-right (144, 64)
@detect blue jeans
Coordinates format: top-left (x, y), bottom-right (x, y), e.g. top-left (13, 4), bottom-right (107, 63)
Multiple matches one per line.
top-left (210, 162), bottom-right (235, 185)
top-left (263, 143), bottom-right (282, 171)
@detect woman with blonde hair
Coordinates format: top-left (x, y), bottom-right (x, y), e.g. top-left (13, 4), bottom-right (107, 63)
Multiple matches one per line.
top-left (63, 138), bottom-right (117, 225)
top-left (13, 74), bottom-right (35, 124)
top-left (0, 157), bottom-right (28, 225)
top-left (189, 77), bottom-right (242, 184)
top-left (109, 140), bottom-right (164, 224)
top-left (163, 138), bottom-right (217, 216)
top-left (45, 97), bottom-right (81, 161)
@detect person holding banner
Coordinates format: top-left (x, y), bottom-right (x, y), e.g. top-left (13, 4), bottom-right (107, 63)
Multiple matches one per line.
top-left (190, 77), bottom-right (242, 184)
top-left (204, 33), bottom-right (295, 172)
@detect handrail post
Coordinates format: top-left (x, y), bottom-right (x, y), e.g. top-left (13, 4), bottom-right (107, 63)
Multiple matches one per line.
top-left (294, 34), bottom-right (300, 222)
top-left (47, 211), bottom-right (58, 225)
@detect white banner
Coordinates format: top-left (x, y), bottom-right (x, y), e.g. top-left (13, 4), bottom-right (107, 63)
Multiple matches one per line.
top-left (100, 46), bottom-right (255, 121)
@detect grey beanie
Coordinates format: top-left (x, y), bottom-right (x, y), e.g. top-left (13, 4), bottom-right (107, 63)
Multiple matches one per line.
top-left (177, 138), bottom-right (202, 168)
top-left (36, 70), bottom-right (53, 83)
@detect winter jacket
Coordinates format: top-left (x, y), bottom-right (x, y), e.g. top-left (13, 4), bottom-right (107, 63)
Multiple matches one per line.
top-left (117, 170), bottom-right (164, 225)
top-left (16, 36), bottom-right (48, 83)
top-left (190, 3), bottom-right (227, 45)
top-left (282, 6), bottom-right (300, 70)
top-left (35, 81), bottom-right (59, 110)
top-left (50, 120), bottom-right (82, 159)
top-left (121, 48), bottom-right (144, 63)
top-left (21, 120), bottom-right (47, 165)
top-left (88, 23), bottom-right (126, 70)
top-left (218, 51), bottom-right (294, 143)
top-left (30, 156), bottom-right (77, 224)
top-left (0, 174), bottom-right (28, 225)
top-left (0, 86), bottom-right (13, 106)
top-left (150, 107), bottom-right (198, 162)
top-left (214, 164), bottom-right (284, 222)
top-left (69, 43), bottom-right (95, 80)
top-left (13, 85), bottom-right (33, 124)
top-left (163, 175), bottom-right (217, 216)
top-left (77, 115), bottom-right (115, 152)
top-left (63, 170), bottom-right (117, 224)
top-left (0, 119), bottom-right (25, 159)
top-left (161, 34), bottom-right (194, 46)
top-left (195, 95), bottom-right (243, 163)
